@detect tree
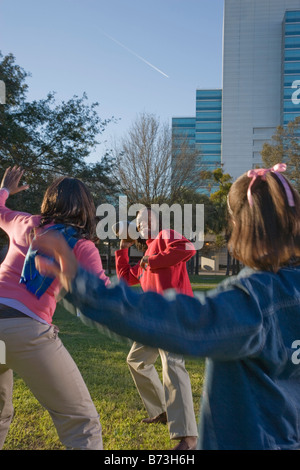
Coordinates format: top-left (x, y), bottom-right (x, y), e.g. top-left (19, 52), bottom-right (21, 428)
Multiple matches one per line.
top-left (209, 168), bottom-right (232, 234)
top-left (261, 116), bottom-right (300, 192)
top-left (174, 169), bottom-right (235, 275)
top-left (175, 188), bottom-right (217, 234)
top-left (0, 52), bottom-right (116, 216)
top-left (207, 168), bottom-right (234, 275)
top-left (175, 188), bottom-right (219, 274)
top-left (112, 112), bottom-right (206, 206)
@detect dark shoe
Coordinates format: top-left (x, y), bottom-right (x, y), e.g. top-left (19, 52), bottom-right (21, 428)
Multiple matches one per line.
top-left (171, 439), bottom-right (197, 450)
top-left (141, 412), bottom-right (167, 424)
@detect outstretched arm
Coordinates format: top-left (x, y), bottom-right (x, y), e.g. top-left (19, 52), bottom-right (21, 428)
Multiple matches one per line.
top-left (115, 239), bottom-right (141, 285)
top-left (0, 166), bottom-right (31, 233)
top-left (32, 232), bottom-right (264, 359)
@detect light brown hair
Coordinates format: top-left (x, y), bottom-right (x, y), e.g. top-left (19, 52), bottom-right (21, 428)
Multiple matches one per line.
top-left (227, 171), bottom-right (300, 271)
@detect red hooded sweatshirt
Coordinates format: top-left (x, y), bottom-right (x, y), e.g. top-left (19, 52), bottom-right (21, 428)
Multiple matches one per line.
top-left (115, 229), bottom-right (195, 296)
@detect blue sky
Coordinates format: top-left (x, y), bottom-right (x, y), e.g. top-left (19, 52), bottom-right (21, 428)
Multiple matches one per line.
top-left (0, 0), bottom-right (224, 160)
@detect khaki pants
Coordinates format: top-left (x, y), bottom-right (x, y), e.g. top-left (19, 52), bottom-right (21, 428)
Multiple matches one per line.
top-left (0, 316), bottom-right (102, 450)
top-left (127, 342), bottom-right (198, 440)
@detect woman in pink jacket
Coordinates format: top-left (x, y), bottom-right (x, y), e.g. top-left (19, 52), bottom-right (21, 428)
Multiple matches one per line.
top-left (0, 166), bottom-right (109, 450)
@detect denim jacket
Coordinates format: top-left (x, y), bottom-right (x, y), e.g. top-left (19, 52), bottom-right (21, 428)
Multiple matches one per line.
top-left (65, 264), bottom-right (300, 450)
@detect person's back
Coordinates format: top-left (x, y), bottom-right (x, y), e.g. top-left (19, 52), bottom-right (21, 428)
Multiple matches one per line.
top-left (0, 167), bottom-right (107, 450)
top-left (196, 265), bottom-right (300, 450)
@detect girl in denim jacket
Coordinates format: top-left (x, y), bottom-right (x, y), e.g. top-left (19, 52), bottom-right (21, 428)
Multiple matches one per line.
top-left (34, 163), bottom-right (300, 450)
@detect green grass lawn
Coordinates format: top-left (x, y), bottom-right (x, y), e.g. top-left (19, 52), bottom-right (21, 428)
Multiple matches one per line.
top-left (2, 274), bottom-right (225, 451)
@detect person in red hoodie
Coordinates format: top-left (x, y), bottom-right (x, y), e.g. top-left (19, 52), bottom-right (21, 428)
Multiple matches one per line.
top-left (115, 207), bottom-right (198, 450)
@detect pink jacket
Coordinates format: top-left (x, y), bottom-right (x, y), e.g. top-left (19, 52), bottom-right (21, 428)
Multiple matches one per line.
top-left (0, 188), bottom-right (110, 324)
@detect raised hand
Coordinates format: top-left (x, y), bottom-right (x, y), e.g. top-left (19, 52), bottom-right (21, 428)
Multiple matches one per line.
top-left (1, 166), bottom-right (29, 195)
top-left (120, 239), bottom-right (134, 250)
top-left (140, 255), bottom-right (149, 270)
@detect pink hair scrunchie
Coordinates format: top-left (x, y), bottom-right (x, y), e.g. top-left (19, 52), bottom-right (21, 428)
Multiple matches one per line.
top-left (247, 163), bottom-right (295, 208)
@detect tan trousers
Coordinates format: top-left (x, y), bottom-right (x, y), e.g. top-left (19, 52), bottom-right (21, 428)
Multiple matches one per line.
top-left (0, 315), bottom-right (103, 450)
top-left (127, 342), bottom-right (198, 440)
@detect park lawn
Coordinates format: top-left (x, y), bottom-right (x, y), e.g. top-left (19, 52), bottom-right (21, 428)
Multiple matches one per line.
top-left (2, 275), bottom-right (225, 451)
top-left (189, 274), bottom-right (227, 292)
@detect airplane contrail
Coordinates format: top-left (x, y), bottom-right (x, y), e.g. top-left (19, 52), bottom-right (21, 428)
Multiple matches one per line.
top-left (102, 32), bottom-right (169, 79)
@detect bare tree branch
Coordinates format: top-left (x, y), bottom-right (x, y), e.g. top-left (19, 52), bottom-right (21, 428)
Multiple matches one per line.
top-left (112, 112), bottom-right (205, 206)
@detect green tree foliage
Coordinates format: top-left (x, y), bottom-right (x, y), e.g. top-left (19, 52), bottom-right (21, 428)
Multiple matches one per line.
top-left (0, 52), bottom-right (116, 217)
top-left (209, 168), bottom-right (232, 234)
top-left (261, 116), bottom-right (300, 192)
top-left (179, 168), bottom-right (232, 237)
top-left (176, 188), bottom-right (218, 235)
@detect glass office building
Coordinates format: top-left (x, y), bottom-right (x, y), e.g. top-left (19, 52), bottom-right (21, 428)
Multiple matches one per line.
top-left (173, 1), bottom-right (300, 185)
top-left (195, 89), bottom-right (222, 170)
top-left (172, 89), bottom-right (222, 192)
top-left (171, 117), bottom-right (196, 153)
top-left (222, 0), bottom-right (300, 180)
top-left (282, 10), bottom-right (300, 125)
